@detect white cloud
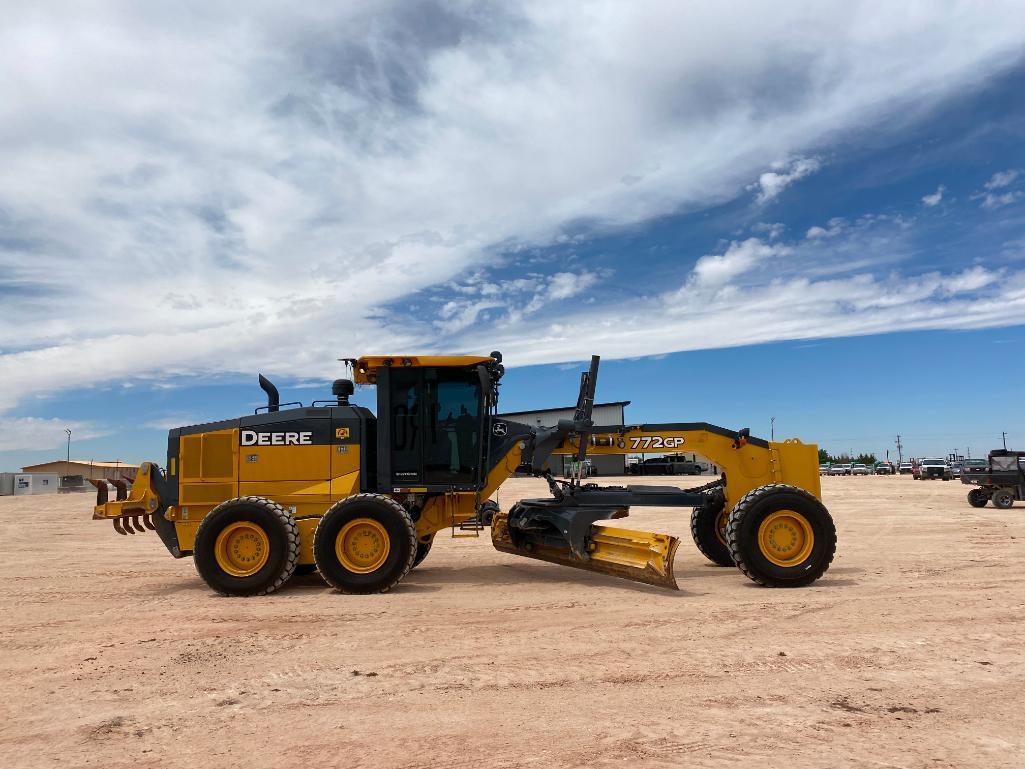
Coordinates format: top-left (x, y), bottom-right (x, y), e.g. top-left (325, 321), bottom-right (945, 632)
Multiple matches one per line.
top-left (922, 185), bottom-right (945, 207)
top-left (2, 3), bottom-right (1025, 412)
top-left (806, 218), bottom-right (848, 238)
top-left (985, 169), bottom-right (1020, 189)
top-left (453, 217), bottom-right (1023, 365)
top-left (973, 169), bottom-right (1023, 209)
top-left (0, 418), bottom-right (107, 452)
top-left (690, 239), bottom-right (791, 288)
top-left (751, 222), bottom-right (785, 239)
top-left (435, 299), bottom-right (505, 334)
top-left (749, 158), bottom-right (822, 205)
top-left (980, 191), bottom-right (1024, 210)
top-left (459, 264), bottom-right (1025, 368)
top-left (436, 270), bottom-right (601, 331)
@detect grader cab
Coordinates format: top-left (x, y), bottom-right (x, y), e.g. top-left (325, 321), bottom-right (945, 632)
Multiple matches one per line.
top-left (92, 353), bottom-right (836, 595)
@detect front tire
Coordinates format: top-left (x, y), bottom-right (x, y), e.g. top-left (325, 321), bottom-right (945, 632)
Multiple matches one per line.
top-left (314, 494), bottom-right (417, 594)
top-left (992, 490), bottom-right (1015, 510)
top-left (690, 490), bottom-right (732, 566)
top-left (967, 489), bottom-right (989, 508)
top-left (479, 499), bottom-right (499, 526)
top-left (726, 484), bottom-right (836, 587)
top-left (193, 497), bottom-right (300, 596)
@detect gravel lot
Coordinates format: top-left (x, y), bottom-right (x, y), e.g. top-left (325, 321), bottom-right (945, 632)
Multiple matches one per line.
top-left (1, 475), bottom-right (1022, 768)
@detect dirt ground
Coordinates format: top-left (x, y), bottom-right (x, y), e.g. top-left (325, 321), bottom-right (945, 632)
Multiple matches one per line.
top-left (1, 475), bottom-right (1023, 769)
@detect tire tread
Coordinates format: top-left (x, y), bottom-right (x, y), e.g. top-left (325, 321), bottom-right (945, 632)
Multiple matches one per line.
top-left (314, 493), bottom-right (417, 594)
top-left (726, 483), bottom-right (836, 588)
top-left (193, 496), bottom-right (300, 596)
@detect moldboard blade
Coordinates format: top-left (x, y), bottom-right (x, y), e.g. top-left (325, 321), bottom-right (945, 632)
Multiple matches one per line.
top-left (491, 511), bottom-right (679, 590)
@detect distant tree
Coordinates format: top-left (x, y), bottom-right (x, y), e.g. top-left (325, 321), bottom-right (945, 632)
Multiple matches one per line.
top-left (818, 448), bottom-right (831, 463)
top-left (855, 453), bottom-right (878, 465)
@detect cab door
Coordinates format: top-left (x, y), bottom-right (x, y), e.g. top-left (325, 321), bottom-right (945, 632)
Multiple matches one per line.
top-left (376, 366), bottom-right (484, 491)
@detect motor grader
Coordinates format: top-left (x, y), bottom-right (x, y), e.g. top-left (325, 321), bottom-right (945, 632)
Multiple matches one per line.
top-left (92, 353), bottom-right (836, 595)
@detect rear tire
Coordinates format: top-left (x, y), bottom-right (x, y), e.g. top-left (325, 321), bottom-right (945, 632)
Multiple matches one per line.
top-left (411, 537), bottom-right (433, 570)
top-left (314, 494), bottom-right (417, 593)
top-left (992, 489), bottom-right (1014, 510)
top-left (193, 497), bottom-right (300, 596)
top-left (690, 491), bottom-right (732, 566)
top-left (967, 489), bottom-right (989, 508)
top-left (726, 484), bottom-right (836, 587)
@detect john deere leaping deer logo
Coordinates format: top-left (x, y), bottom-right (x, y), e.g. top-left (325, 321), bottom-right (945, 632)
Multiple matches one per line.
top-left (492, 422), bottom-right (508, 437)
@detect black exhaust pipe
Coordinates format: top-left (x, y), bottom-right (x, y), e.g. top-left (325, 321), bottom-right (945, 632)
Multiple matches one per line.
top-left (258, 374), bottom-right (280, 413)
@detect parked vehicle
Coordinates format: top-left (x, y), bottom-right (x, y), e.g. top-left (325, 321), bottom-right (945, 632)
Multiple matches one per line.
top-left (851, 463), bottom-right (871, 476)
top-left (898, 462), bottom-right (914, 475)
top-left (962, 450), bottom-right (1025, 508)
top-left (961, 459), bottom-right (988, 481)
top-left (828, 464), bottom-right (852, 476)
top-left (950, 462), bottom-right (963, 478)
top-left (819, 463), bottom-right (830, 475)
top-left (630, 454), bottom-right (703, 476)
top-left (875, 462), bottom-right (895, 475)
top-left (917, 458), bottom-right (952, 481)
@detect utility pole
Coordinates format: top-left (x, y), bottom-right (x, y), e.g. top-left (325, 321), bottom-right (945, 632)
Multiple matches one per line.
top-left (64, 428), bottom-right (72, 466)
top-left (1003, 432), bottom-right (1008, 450)
top-left (895, 434), bottom-right (903, 466)
top-left (770, 417), bottom-right (775, 441)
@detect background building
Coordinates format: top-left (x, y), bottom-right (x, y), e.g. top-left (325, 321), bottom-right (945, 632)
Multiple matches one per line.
top-left (498, 401), bottom-right (630, 476)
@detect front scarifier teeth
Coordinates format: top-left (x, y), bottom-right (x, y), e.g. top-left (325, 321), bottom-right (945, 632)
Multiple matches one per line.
top-left (142, 514), bottom-right (156, 530)
top-left (112, 518), bottom-right (130, 536)
top-left (90, 478), bottom-right (109, 505)
top-left (110, 479), bottom-right (128, 502)
top-left (131, 515), bottom-right (145, 533)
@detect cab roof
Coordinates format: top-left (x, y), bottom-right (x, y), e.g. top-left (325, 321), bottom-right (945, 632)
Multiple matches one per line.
top-left (348, 355), bottom-right (496, 384)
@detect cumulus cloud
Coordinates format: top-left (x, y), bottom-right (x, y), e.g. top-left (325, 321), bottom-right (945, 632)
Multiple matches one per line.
top-left (985, 169), bottom-right (1020, 189)
top-left (980, 191), bottom-right (1024, 210)
top-left (749, 157), bottom-right (823, 204)
top-left (973, 169), bottom-right (1023, 208)
top-left (2, 2), bottom-right (1025, 414)
top-left (690, 239), bottom-right (791, 287)
top-left (435, 270), bottom-right (601, 331)
top-left (922, 185), bottom-right (945, 207)
top-left (806, 218), bottom-right (848, 238)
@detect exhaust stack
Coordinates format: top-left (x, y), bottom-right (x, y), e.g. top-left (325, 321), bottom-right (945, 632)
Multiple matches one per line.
top-left (258, 374), bottom-right (279, 413)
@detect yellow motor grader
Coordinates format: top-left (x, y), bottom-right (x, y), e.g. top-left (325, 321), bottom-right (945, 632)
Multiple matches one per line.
top-left (92, 353), bottom-right (836, 595)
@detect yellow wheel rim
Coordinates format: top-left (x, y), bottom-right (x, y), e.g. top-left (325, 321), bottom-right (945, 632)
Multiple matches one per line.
top-left (214, 521), bottom-right (270, 577)
top-left (714, 509), bottom-right (728, 547)
top-left (336, 518), bottom-right (391, 574)
top-left (757, 510), bottom-right (815, 567)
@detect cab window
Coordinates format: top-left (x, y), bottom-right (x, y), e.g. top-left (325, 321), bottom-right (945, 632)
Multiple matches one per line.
top-left (424, 373), bottom-right (482, 485)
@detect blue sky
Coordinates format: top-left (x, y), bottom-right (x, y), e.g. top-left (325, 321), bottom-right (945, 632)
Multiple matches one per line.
top-left (2, 2), bottom-right (1025, 470)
